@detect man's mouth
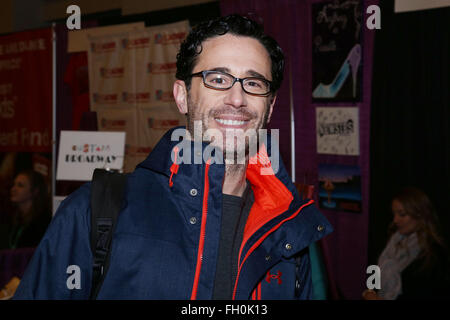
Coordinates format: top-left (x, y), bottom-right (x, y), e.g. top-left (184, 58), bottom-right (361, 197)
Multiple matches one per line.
top-left (215, 118), bottom-right (248, 126)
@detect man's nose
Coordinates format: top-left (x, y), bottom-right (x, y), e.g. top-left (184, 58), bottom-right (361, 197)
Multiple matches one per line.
top-left (223, 81), bottom-right (247, 109)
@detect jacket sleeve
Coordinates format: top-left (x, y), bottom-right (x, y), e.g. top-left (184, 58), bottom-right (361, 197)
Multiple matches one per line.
top-left (13, 184), bottom-right (93, 299)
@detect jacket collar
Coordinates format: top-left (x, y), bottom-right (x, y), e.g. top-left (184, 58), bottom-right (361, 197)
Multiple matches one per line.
top-left (136, 126), bottom-right (186, 177)
top-left (137, 127), bottom-right (293, 179)
top-left (137, 126), bottom-right (297, 216)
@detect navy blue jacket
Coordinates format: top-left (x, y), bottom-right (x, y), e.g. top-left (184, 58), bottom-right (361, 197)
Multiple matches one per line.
top-left (14, 127), bottom-right (333, 300)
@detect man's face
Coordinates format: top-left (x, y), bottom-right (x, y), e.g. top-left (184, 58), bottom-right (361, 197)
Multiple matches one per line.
top-left (174, 34), bottom-right (276, 159)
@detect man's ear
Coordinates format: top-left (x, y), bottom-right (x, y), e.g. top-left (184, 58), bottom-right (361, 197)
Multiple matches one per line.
top-left (266, 94), bottom-right (277, 124)
top-left (173, 80), bottom-right (188, 115)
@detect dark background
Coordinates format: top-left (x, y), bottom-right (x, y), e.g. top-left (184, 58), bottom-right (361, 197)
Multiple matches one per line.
top-left (369, 0), bottom-right (450, 263)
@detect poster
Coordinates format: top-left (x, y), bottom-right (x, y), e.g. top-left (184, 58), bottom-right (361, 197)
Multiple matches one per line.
top-left (0, 28), bottom-right (53, 153)
top-left (137, 106), bottom-right (184, 148)
top-left (95, 107), bottom-right (138, 173)
top-left (316, 107), bottom-right (359, 155)
top-left (318, 163), bottom-right (362, 213)
top-left (68, 22), bottom-right (145, 53)
top-left (0, 28), bottom-right (53, 220)
top-left (88, 21), bottom-right (189, 173)
top-left (312, 0), bottom-right (362, 101)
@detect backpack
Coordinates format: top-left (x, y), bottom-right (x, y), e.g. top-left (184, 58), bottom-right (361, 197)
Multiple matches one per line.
top-left (89, 168), bottom-right (127, 299)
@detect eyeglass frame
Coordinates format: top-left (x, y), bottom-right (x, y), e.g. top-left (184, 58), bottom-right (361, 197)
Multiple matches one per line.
top-left (189, 70), bottom-right (273, 96)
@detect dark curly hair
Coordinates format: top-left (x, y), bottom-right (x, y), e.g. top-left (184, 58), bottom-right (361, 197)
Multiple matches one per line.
top-left (176, 14), bottom-right (285, 94)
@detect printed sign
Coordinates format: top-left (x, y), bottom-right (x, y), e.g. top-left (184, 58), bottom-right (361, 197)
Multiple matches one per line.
top-left (56, 131), bottom-right (126, 181)
top-left (316, 107), bottom-right (359, 155)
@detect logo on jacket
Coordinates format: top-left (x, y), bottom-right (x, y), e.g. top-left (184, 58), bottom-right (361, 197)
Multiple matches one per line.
top-left (265, 270), bottom-right (282, 285)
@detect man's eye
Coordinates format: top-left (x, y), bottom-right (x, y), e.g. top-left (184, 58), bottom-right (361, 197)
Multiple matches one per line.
top-left (246, 80), bottom-right (263, 88)
top-left (210, 76), bottom-right (229, 84)
top-left (212, 77), bottom-right (224, 83)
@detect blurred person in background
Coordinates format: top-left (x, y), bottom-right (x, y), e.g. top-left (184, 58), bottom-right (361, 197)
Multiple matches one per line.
top-left (363, 187), bottom-right (450, 300)
top-left (0, 170), bottom-right (51, 249)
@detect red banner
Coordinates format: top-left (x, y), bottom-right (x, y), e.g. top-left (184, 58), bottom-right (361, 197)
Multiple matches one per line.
top-left (0, 28), bottom-right (52, 152)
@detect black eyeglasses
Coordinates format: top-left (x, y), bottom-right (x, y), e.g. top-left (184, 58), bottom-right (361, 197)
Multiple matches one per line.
top-left (190, 70), bottom-right (272, 96)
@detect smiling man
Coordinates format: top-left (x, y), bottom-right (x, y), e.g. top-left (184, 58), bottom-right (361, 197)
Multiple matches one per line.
top-left (173, 32), bottom-right (276, 196)
top-left (14, 15), bottom-right (332, 300)
top-left (175, 34), bottom-right (275, 143)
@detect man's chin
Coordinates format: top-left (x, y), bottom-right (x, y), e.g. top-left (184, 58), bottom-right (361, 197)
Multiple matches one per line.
top-left (224, 143), bottom-right (248, 165)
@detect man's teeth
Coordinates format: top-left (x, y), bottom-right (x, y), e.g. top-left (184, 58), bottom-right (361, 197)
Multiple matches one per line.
top-left (216, 118), bottom-right (247, 126)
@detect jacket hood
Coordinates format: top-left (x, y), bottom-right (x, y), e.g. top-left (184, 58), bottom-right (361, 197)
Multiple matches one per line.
top-left (136, 126), bottom-right (293, 187)
top-left (136, 126), bottom-right (332, 246)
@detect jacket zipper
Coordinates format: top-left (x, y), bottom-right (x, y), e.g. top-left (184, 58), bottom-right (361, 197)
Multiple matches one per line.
top-left (190, 160), bottom-right (211, 300)
top-left (232, 199), bottom-right (314, 300)
top-left (251, 282), bottom-right (262, 300)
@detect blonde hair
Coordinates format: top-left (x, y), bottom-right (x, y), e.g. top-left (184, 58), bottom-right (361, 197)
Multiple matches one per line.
top-left (389, 187), bottom-right (448, 270)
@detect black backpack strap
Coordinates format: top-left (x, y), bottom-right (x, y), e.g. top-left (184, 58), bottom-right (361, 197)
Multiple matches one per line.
top-left (89, 168), bottom-right (127, 299)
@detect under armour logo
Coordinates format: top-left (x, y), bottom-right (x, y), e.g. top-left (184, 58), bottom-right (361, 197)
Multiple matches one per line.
top-left (265, 270), bottom-right (282, 285)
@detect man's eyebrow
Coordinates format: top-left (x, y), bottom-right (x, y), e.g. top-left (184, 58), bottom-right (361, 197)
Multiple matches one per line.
top-left (246, 69), bottom-right (268, 79)
top-left (210, 67), bottom-right (231, 73)
top-left (209, 67), bottom-right (269, 80)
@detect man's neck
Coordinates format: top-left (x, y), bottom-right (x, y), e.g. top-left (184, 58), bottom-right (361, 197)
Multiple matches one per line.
top-left (222, 163), bottom-right (247, 197)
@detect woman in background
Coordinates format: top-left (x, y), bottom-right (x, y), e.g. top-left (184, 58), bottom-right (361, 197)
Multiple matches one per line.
top-left (363, 187), bottom-right (450, 300)
top-left (0, 170), bottom-right (51, 249)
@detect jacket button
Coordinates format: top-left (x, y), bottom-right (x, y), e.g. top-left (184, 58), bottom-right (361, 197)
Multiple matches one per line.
top-left (317, 225), bottom-right (324, 232)
top-left (190, 188), bottom-right (198, 196)
top-left (189, 217), bottom-right (197, 225)
top-left (265, 255), bottom-right (271, 261)
top-left (285, 243), bottom-right (293, 250)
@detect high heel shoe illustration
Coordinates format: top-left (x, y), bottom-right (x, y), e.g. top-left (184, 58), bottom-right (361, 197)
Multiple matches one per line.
top-left (313, 44), bottom-right (361, 99)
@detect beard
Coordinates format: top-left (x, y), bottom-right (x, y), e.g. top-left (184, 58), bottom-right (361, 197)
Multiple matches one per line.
top-left (185, 95), bottom-right (272, 162)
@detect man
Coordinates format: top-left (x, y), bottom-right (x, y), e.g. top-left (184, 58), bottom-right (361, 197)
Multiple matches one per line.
top-left (14, 14), bottom-right (332, 300)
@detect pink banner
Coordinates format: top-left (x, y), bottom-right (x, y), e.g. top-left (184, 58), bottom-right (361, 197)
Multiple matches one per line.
top-left (0, 28), bottom-right (53, 152)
